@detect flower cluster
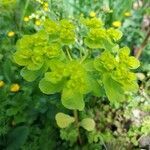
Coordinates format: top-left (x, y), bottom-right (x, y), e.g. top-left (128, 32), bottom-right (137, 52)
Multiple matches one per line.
top-left (14, 18), bottom-right (140, 110)
top-left (83, 18), bottom-right (122, 50)
top-left (14, 19), bottom-right (75, 72)
top-left (94, 48), bottom-right (139, 93)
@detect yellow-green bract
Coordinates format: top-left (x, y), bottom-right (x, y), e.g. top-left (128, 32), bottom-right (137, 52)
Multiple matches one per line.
top-left (13, 18), bottom-right (140, 111)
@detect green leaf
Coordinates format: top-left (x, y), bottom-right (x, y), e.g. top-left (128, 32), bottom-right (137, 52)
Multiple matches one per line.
top-left (27, 58), bottom-right (43, 71)
top-left (90, 78), bottom-right (104, 97)
top-left (39, 78), bottom-right (64, 94)
top-left (61, 87), bottom-right (84, 111)
top-left (6, 108), bottom-right (18, 116)
top-left (103, 74), bottom-right (125, 103)
top-left (20, 68), bottom-right (40, 82)
top-left (13, 50), bottom-right (31, 67)
top-left (80, 118), bottom-right (95, 131)
top-left (84, 37), bottom-right (114, 50)
top-left (6, 126), bottom-right (29, 150)
top-left (2, 59), bottom-right (12, 82)
top-left (44, 71), bottom-right (63, 84)
top-left (83, 59), bottom-right (95, 72)
top-left (55, 112), bottom-right (75, 128)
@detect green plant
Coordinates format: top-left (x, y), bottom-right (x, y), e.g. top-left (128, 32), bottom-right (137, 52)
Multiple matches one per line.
top-left (13, 17), bottom-right (140, 146)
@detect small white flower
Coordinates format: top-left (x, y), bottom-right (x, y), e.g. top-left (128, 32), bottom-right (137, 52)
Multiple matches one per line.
top-left (35, 15), bottom-right (40, 19)
top-left (132, 109), bottom-right (140, 118)
top-left (41, 16), bottom-right (46, 20)
top-left (144, 101), bottom-right (148, 105)
top-left (29, 13), bottom-right (36, 19)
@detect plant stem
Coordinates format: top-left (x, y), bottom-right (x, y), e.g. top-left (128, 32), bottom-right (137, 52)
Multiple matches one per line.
top-left (66, 47), bottom-right (73, 60)
top-left (80, 51), bottom-right (89, 64)
top-left (19, 0), bottom-right (30, 30)
top-left (135, 30), bottom-right (150, 59)
top-left (73, 110), bottom-right (82, 145)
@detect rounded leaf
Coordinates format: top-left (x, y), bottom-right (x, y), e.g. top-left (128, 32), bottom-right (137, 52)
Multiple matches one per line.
top-left (55, 112), bottom-right (75, 128)
top-left (39, 78), bottom-right (63, 94)
top-left (20, 68), bottom-right (40, 82)
top-left (61, 88), bottom-right (85, 111)
top-left (80, 118), bottom-right (95, 131)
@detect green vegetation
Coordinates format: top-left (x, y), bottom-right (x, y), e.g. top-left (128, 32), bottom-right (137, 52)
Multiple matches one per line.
top-left (0, 0), bottom-right (149, 149)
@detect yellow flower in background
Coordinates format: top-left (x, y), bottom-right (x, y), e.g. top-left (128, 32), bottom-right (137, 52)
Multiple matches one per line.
top-left (0, 80), bottom-right (5, 88)
top-left (124, 12), bottom-right (132, 17)
top-left (80, 13), bottom-right (84, 17)
top-left (43, 2), bottom-right (49, 11)
top-left (43, 2), bottom-right (48, 7)
top-left (7, 31), bottom-right (15, 37)
top-left (112, 21), bottom-right (121, 28)
top-left (89, 11), bottom-right (96, 17)
top-left (35, 20), bottom-right (41, 26)
top-left (10, 83), bottom-right (20, 92)
top-left (43, 6), bottom-right (49, 11)
top-left (24, 16), bottom-right (29, 22)
top-left (12, 120), bottom-right (16, 126)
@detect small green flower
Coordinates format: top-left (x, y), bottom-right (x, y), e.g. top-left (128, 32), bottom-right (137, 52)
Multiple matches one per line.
top-left (60, 29), bottom-right (75, 45)
top-left (119, 47), bottom-right (140, 69)
top-left (43, 43), bottom-right (61, 59)
top-left (60, 19), bottom-right (75, 30)
top-left (82, 17), bottom-right (103, 28)
top-left (84, 28), bottom-right (115, 49)
top-left (59, 20), bottom-right (75, 45)
top-left (44, 19), bottom-right (60, 40)
top-left (112, 66), bottom-right (138, 91)
top-left (107, 28), bottom-right (122, 41)
top-left (94, 50), bottom-right (117, 72)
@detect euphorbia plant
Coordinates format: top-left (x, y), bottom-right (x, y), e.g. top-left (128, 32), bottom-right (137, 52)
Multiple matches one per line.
top-left (13, 17), bottom-right (140, 145)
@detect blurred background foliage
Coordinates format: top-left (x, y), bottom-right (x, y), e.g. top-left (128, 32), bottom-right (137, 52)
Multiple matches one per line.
top-left (0, 0), bottom-right (150, 149)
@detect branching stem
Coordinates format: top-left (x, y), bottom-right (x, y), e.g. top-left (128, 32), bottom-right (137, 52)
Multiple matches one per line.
top-left (135, 30), bottom-right (150, 59)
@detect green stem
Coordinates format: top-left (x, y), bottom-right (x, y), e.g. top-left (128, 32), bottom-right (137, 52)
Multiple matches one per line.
top-left (73, 110), bottom-right (82, 145)
top-left (66, 47), bottom-right (73, 60)
top-left (80, 51), bottom-right (89, 63)
top-left (19, 0), bottom-right (30, 30)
